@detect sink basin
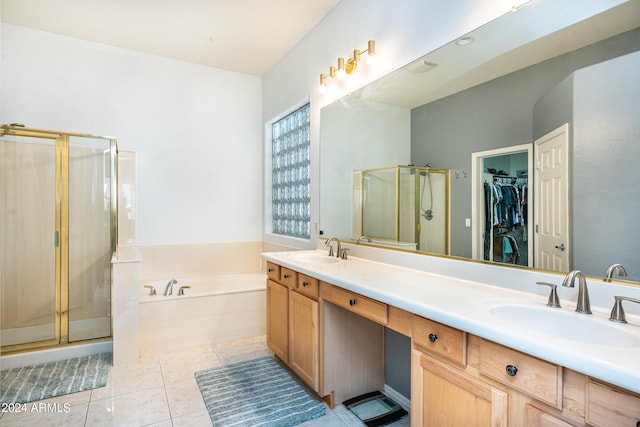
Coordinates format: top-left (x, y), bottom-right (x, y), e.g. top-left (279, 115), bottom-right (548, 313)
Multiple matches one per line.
top-left (490, 304), bottom-right (640, 348)
top-left (287, 252), bottom-right (342, 265)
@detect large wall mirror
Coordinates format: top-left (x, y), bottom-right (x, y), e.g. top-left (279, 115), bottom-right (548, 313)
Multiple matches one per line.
top-left (320, 0), bottom-right (640, 285)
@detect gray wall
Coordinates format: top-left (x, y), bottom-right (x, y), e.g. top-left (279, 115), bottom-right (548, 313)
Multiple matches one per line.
top-left (572, 52), bottom-right (640, 281)
top-left (410, 28), bottom-right (640, 259)
top-left (534, 51), bottom-right (640, 281)
top-left (385, 328), bottom-right (411, 399)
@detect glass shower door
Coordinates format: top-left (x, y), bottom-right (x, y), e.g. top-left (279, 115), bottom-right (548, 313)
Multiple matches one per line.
top-left (67, 136), bottom-right (112, 342)
top-left (1, 135), bottom-right (59, 347)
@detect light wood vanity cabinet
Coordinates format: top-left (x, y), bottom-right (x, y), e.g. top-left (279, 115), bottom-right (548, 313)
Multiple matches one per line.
top-left (266, 278), bottom-right (289, 362)
top-left (478, 338), bottom-right (563, 409)
top-left (585, 379), bottom-right (640, 427)
top-left (288, 274), bottom-right (319, 391)
top-left (265, 260), bottom-right (640, 426)
top-left (412, 349), bottom-right (508, 427)
top-left (265, 262), bottom-right (320, 392)
top-left (413, 315), bottom-right (467, 366)
top-left (320, 282), bottom-right (388, 325)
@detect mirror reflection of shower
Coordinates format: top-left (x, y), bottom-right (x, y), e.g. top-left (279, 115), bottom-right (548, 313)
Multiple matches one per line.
top-left (354, 164), bottom-right (450, 255)
top-left (421, 164), bottom-right (434, 221)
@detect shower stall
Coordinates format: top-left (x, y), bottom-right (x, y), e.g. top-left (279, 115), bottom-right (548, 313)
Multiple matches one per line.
top-left (353, 165), bottom-right (450, 254)
top-left (1, 124), bottom-right (117, 354)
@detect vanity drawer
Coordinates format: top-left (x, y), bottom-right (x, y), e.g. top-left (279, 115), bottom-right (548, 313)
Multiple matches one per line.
top-left (413, 315), bottom-right (466, 366)
top-left (280, 267), bottom-right (297, 288)
top-left (294, 274), bottom-right (319, 299)
top-left (585, 379), bottom-right (640, 427)
top-left (478, 339), bottom-right (562, 408)
top-left (321, 283), bottom-right (388, 325)
top-left (266, 262), bottom-right (280, 281)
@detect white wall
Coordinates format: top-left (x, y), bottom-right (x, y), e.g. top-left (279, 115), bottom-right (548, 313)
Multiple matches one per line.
top-left (1, 24), bottom-right (262, 247)
top-left (261, 0), bottom-right (519, 248)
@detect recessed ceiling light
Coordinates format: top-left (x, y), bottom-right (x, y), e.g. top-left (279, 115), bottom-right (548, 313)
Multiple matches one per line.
top-left (455, 36), bottom-right (475, 46)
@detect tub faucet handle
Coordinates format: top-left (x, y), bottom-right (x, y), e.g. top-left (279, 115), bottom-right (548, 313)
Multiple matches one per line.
top-left (144, 285), bottom-right (157, 296)
top-left (177, 285), bottom-right (191, 296)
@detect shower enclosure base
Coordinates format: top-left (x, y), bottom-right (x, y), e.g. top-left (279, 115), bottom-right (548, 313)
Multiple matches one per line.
top-left (1, 318), bottom-right (110, 347)
top-left (0, 340), bottom-right (112, 371)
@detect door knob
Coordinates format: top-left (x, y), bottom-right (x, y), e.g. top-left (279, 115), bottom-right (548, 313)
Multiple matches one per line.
top-left (555, 243), bottom-right (566, 251)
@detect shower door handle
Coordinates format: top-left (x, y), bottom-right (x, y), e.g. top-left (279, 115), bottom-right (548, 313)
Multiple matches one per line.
top-left (55, 231), bottom-right (60, 247)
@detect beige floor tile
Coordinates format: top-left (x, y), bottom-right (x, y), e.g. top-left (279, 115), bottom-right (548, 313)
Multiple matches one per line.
top-left (213, 340), bottom-right (273, 364)
top-left (90, 360), bottom-right (163, 400)
top-left (171, 410), bottom-right (213, 427)
top-left (85, 386), bottom-right (170, 427)
top-left (143, 420), bottom-right (173, 427)
top-left (165, 378), bottom-right (206, 418)
top-left (159, 349), bottom-right (221, 384)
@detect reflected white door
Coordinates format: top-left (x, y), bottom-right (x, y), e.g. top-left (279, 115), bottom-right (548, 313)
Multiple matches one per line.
top-left (534, 124), bottom-right (569, 272)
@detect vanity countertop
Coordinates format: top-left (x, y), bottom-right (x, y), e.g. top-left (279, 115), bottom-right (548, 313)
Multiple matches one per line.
top-left (262, 249), bottom-right (640, 394)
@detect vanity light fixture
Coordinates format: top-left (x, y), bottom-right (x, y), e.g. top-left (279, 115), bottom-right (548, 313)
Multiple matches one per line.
top-left (319, 40), bottom-right (376, 93)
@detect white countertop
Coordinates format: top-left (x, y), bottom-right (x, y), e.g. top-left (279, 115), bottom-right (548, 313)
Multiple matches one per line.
top-left (262, 249), bottom-right (640, 394)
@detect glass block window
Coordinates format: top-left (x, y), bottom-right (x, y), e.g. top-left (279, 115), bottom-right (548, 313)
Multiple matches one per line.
top-left (272, 103), bottom-right (311, 238)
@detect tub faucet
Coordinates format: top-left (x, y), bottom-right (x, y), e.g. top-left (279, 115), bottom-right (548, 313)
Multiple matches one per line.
top-left (562, 270), bottom-right (591, 314)
top-left (356, 235), bottom-right (372, 244)
top-left (325, 237), bottom-right (341, 257)
top-left (163, 278), bottom-right (178, 296)
top-left (604, 263), bottom-right (628, 282)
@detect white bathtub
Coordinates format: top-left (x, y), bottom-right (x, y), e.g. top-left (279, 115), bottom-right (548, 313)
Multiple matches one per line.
top-left (139, 273), bottom-right (266, 355)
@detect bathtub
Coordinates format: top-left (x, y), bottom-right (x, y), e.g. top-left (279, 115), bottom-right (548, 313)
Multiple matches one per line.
top-left (139, 273), bottom-right (266, 355)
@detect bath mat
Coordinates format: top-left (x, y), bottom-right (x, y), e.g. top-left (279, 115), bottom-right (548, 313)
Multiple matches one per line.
top-left (195, 356), bottom-right (325, 426)
top-left (0, 352), bottom-right (110, 405)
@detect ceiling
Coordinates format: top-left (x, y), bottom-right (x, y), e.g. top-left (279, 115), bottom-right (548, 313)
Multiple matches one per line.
top-left (0, 0), bottom-right (341, 76)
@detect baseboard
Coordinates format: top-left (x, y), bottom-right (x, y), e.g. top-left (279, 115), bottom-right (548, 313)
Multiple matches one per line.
top-left (383, 384), bottom-right (411, 411)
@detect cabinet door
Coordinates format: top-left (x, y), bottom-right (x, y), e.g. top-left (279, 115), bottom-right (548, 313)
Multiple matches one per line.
top-left (412, 349), bottom-right (508, 427)
top-left (267, 279), bottom-right (288, 363)
top-left (525, 404), bottom-right (574, 427)
top-left (289, 291), bottom-right (319, 391)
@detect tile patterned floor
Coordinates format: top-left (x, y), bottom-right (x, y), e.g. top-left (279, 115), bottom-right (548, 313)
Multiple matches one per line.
top-left (0, 336), bottom-right (410, 427)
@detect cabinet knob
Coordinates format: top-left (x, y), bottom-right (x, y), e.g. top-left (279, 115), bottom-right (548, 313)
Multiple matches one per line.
top-left (428, 333), bottom-right (438, 343)
top-left (284, 274), bottom-right (290, 279)
top-left (349, 299), bottom-right (357, 306)
top-left (268, 268), bottom-right (274, 273)
top-left (505, 364), bottom-right (518, 377)
top-left (302, 281), bottom-right (309, 287)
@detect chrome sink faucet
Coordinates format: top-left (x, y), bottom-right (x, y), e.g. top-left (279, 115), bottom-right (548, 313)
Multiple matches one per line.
top-left (325, 237), bottom-right (341, 257)
top-left (562, 270), bottom-right (591, 314)
top-left (163, 278), bottom-right (178, 296)
top-left (604, 263), bottom-right (628, 282)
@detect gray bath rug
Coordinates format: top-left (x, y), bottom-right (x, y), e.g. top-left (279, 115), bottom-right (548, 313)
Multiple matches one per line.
top-left (0, 352), bottom-right (111, 405)
top-left (195, 356), bottom-right (326, 426)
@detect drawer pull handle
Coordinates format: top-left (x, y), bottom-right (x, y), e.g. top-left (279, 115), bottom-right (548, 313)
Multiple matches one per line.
top-left (268, 268), bottom-right (275, 273)
top-left (284, 274), bottom-right (290, 279)
top-left (302, 281), bottom-right (309, 287)
top-left (349, 299), bottom-right (357, 306)
top-left (428, 333), bottom-right (438, 343)
top-left (505, 364), bottom-right (518, 377)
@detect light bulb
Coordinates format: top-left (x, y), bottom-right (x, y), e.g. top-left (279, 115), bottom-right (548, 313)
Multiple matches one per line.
top-left (366, 54), bottom-right (376, 66)
top-left (319, 84), bottom-right (327, 94)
